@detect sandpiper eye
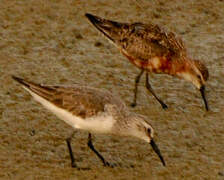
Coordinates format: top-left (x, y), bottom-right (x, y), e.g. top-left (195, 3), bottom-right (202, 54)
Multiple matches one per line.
top-left (147, 128), bottom-right (151, 134)
top-left (197, 75), bottom-right (201, 79)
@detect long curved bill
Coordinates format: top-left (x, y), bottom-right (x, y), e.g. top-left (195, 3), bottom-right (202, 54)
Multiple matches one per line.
top-left (150, 139), bottom-right (166, 166)
top-left (200, 85), bottom-right (209, 111)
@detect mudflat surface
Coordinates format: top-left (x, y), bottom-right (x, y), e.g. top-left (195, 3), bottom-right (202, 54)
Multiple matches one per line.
top-left (0, 0), bottom-right (224, 179)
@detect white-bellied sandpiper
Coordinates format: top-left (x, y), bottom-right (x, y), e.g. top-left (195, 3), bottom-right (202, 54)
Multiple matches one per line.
top-left (12, 76), bottom-right (166, 167)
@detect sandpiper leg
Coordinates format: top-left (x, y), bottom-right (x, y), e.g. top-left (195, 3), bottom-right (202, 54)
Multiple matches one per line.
top-left (87, 133), bottom-right (111, 167)
top-left (131, 69), bottom-right (144, 107)
top-left (66, 131), bottom-right (77, 168)
top-left (145, 73), bottom-right (168, 109)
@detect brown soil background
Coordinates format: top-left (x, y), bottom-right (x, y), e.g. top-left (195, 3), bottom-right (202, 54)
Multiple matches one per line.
top-left (0, 0), bottom-right (224, 179)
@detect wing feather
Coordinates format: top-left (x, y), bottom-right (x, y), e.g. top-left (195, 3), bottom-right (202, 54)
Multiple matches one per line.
top-left (12, 76), bottom-right (126, 119)
top-left (118, 23), bottom-right (187, 61)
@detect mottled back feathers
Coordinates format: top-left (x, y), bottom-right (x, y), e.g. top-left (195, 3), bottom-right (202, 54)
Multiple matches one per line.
top-left (86, 13), bottom-right (187, 62)
top-left (12, 76), bottom-right (126, 119)
top-left (119, 23), bottom-right (187, 61)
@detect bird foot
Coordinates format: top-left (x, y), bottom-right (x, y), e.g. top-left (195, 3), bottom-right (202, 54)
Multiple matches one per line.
top-left (161, 103), bottom-right (168, 109)
top-left (71, 161), bottom-right (77, 168)
top-left (104, 161), bottom-right (117, 168)
top-left (130, 102), bottom-right (137, 108)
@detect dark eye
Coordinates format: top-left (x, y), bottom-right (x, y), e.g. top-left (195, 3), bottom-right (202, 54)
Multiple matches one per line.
top-left (147, 128), bottom-right (151, 134)
top-left (197, 75), bottom-right (201, 79)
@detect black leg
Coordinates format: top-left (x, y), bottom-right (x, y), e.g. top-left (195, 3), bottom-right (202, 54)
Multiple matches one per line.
top-left (66, 132), bottom-right (77, 168)
top-left (145, 73), bottom-right (168, 109)
top-left (131, 69), bottom-right (144, 107)
top-left (87, 133), bottom-right (112, 167)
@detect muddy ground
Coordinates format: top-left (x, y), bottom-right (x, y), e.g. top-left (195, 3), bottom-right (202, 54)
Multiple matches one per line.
top-left (0, 0), bottom-right (224, 179)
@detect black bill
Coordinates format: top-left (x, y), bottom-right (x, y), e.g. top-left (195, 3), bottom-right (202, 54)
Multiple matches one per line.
top-left (200, 85), bottom-right (209, 111)
top-left (150, 139), bottom-right (166, 166)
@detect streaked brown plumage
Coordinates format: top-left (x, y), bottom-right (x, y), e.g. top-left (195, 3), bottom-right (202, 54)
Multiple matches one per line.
top-left (85, 13), bottom-right (209, 111)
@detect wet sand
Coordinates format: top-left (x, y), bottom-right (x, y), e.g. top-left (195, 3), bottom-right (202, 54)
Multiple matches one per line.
top-left (0, 0), bottom-right (224, 179)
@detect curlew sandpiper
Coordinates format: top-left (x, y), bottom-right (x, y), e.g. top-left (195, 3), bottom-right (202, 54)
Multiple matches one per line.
top-left (12, 76), bottom-right (166, 167)
top-left (85, 13), bottom-right (209, 111)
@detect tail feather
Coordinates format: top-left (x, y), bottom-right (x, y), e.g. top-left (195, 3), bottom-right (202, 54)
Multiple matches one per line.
top-left (12, 75), bottom-right (54, 100)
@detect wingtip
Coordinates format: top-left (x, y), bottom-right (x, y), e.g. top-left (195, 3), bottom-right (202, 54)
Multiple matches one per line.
top-left (12, 75), bottom-right (30, 88)
top-left (85, 13), bottom-right (97, 23)
top-left (85, 13), bottom-right (90, 17)
top-left (12, 75), bottom-right (23, 83)
top-left (85, 13), bottom-right (94, 19)
top-left (85, 13), bottom-right (102, 24)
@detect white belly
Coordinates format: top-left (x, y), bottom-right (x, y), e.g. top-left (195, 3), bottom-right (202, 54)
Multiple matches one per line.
top-left (24, 87), bottom-right (115, 134)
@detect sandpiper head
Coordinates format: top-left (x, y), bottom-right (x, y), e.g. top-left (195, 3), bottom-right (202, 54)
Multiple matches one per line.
top-left (179, 59), bottom-right (209, 111)
top-left (85, 13), bottom-right (125, 46)
top-left (130, 116), bottom-right (166, 166)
